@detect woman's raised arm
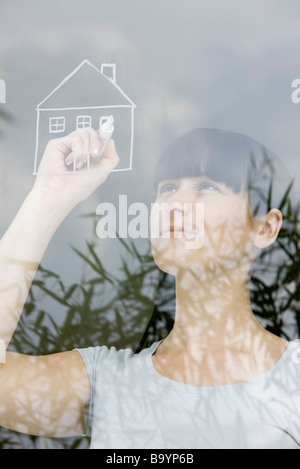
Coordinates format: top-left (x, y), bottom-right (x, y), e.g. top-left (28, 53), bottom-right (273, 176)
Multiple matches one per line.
top-left (0, 128), bottom-right (119, 436)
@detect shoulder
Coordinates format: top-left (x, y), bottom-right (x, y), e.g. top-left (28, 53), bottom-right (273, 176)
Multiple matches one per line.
top-left (74, 341), bottom-right (159, 377)
top-left (75, 344), bottom-right (132, 375)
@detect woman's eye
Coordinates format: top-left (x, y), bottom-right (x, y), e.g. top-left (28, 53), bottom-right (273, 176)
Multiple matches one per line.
top-left (159, 183), bottom-right (178, 193)
top-left (197, 182), bottom-right (222, 193)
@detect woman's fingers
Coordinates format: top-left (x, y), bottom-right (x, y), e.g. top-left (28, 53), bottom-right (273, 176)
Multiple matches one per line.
top-left (63, 128), bottom-right (115, 170)
top-left (93, 139), bottom-right (120, 172)
top-left (37, 128), bottom-right (120, 183)
top-left (33, 128), bottom-right (120, 208)
top-left (64, 130), bottom-right (90, 167)
top-left (89, 128), bottom-right (103, 159)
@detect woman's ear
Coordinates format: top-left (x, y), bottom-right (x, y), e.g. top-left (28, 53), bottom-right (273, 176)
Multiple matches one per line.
top-left (253, 209), bottom-right (283, 249)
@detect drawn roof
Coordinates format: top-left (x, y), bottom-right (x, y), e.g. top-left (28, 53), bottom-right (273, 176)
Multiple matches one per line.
top-left (37, 60), bottom-right (136, 109)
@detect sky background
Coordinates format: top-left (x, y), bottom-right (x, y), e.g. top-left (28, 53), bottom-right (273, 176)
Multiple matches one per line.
top-left (1, 0), bottom-right (300, 317)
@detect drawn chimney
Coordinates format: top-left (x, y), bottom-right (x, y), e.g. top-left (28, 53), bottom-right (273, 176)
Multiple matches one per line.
top-left (101, 63), bottom-right (117, 84)
top-left (0, 79), bottom-right (6, 104)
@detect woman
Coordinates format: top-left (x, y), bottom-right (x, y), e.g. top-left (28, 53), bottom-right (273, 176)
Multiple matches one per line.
top-left (0, 127), bottom-right (299, 449)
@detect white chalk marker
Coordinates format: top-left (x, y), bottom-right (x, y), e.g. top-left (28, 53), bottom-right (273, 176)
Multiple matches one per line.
top-left (99, 116), bottom-right (114, 157)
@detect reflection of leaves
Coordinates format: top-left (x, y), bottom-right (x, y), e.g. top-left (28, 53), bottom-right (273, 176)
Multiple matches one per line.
top-left (137, 271), bottom-right (175, 352)
top-left (3, 235), bottom-right (160, 448)
top-left (0, 109), bottom-right (13, 121)
top-left (0, 108), bottom-right (14, 135)
top-left (250, 181), bottom-right (300, 339)
top-left (11, 237), bottom-right (159, 357)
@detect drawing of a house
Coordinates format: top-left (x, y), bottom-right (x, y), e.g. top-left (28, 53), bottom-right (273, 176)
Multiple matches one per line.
top-left (34, 60), bottom-right (136, 174)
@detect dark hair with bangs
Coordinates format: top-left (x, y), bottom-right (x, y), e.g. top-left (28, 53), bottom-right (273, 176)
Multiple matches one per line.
top-left (153, 128), bottom-right (293, 217)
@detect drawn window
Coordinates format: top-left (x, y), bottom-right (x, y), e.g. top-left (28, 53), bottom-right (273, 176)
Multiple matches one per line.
top-left (77, 115), bottom-right (92, 129)
top-left (49, 117), bottom-right (65, 133)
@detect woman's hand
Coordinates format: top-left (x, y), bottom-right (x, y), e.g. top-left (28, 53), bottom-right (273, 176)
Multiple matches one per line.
top-left (32, 128), bottom-right (120, 209)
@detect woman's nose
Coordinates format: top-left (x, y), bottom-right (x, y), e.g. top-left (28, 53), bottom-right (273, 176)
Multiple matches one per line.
top-left (169, 193), bottom-right (196, 216)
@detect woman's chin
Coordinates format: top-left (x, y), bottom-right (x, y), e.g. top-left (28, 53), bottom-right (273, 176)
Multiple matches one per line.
top-left (151, 242), bottom-right (201, 276)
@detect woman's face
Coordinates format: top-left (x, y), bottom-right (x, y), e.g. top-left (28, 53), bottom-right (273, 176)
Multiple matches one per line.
top-left (150, 177), bottom-right (256, 277)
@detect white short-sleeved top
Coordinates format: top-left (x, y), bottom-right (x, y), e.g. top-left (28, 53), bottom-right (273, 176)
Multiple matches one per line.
top-left (75, 340), bottom-right (300, 449)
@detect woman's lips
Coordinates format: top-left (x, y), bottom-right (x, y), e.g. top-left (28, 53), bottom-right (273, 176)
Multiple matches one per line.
top-left (161, 226), bottom-right (199, 238)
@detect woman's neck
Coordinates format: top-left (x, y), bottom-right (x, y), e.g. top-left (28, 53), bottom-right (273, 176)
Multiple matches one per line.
top-left (172, 266), bottom-right (257, 347)
top-left (153, 267), bottom-right (288, 386)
